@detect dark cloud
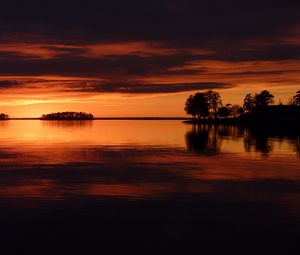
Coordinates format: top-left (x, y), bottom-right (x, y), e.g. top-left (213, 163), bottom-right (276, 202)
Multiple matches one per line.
top-left (0, 53), bottom-right (203, 77)
top-left (0, 0), bottom-right (300, 94)
top-left (222, 70), bottom-right (298, 76)
top-left (1, 0), bottom-right (299, 45)
top-left (0, 80), bottom-right (21, 88)
top-left (209, 45), bottom-right (300, 62)
top-left (68, 82), bottom-right (233, 94)
top-left (0, 77), bottom-right (233, 94)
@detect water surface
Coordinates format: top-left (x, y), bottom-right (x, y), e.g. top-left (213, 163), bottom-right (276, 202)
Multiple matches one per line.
top-left (0, 120), bottom-right (299, 253)
top-left (0, 120), bottom-right (299, 198)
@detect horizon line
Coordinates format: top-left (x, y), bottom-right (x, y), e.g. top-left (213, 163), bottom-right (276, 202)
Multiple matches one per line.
top-left (6, 117), bottom-right (190, 120)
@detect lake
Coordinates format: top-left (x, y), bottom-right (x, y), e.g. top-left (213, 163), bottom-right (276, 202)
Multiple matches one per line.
top-left (0, 120), bottom-right (299, 254)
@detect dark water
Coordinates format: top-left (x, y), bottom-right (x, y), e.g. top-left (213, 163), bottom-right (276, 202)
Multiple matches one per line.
top-left (0, 120), bottom-right (299, 254)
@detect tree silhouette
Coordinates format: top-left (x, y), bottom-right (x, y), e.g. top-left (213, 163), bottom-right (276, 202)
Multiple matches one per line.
top-left (232, 104), bottom-right (243, 117)
top-left (293, 90), bottom-right (300, 106)
top-left (254, 90), bottom-right (274, 108)
top-left (185, 90), bottom-right (223, 120)
top-left (184, 95), bottom-right (197, 118)
top-left (218, 104), bottom-right (232, 118)
top-left (206, 90), bottom-right (222, 118)
top-left (243, 93), bottom-right (255, 113)
top-left (184, 89), bottom-right (298, 123)
top-left (184, 93), bottom-right (209, 119)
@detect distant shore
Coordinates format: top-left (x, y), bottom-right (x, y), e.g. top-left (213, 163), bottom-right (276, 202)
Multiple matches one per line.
top-left (5, 117), bottom-right (190, 120)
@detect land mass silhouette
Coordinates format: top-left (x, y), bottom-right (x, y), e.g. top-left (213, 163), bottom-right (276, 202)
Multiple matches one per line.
top-left (184, 89), bottom-right (300, 127)
top-left (41, 112), bottom-right (94, 120)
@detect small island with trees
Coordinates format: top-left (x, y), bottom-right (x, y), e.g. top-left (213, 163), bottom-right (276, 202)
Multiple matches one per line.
top-left (184, 90), bottom-right (300, 126)
top-left (0, 113), bottom-right (9, 120)
top-left (41, 112), bottom-right (94, 120)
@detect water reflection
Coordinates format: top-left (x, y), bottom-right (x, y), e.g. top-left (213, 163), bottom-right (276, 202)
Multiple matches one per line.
top-left (185, 124), bottom-right (300, 156)
top-left (0, 121), bottom-right (8, 127)
top-left (0, 120), bottom-right (299, 252)
top-left (42, 120), bottom-right (93, 129)
top-left (294, 137), bottom-right (300, 154)
top-left (185, 125), bottom-right (221, 154)
top-left (243, 129), bottom-right (273, 154)
top-left (0, 120), bottom-right (299, 201)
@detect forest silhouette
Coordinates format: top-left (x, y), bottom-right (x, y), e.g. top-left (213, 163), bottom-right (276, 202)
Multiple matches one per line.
top-left (184, 90), bottom-right (300, 125)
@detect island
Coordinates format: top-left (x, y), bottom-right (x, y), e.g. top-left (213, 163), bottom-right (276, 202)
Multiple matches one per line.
top-left (0, 113), bottom-right (9, 120)
top-left (41, 112), bottom-right (94, 120)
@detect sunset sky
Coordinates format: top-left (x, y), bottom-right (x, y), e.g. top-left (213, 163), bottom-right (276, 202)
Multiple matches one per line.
top-left (0, 0), bottom-right (300, 117)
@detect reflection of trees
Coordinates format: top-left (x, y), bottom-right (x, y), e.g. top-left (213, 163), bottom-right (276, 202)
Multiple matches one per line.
top-left (185, 124), bottom-right (299, 156)
top-left (217, 125), bottom-right (244, 139)
top-left (185, 125), bottom-right (222, 154)
top-left (42, 120), bottom-right (93, 129)
top-left (293, 137), bottom-right (300, 155)
top-left (243, 129), bottom-right (273, 154)
top-left (0, 121), bottom-right (8, 127)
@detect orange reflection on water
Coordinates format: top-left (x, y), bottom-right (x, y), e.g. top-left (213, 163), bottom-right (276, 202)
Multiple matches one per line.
top-left (0, 120), bottom-right (188, 147)
top-left (0, 120), bottom-right (299, 202)
top-left (87, 183), bottom-right (178, 199)
top-left (0, 180), bottom-right (59, 199)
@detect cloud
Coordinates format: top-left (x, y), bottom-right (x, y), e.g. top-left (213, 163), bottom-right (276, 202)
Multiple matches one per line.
top-left (68, 81), bottom-right (233, 94)
top-left (0, 80), bottom-right (21, 88)
top-left (0, 0), bottom-right (300, 96)
top-left (0, 77), bottom-right (232, 94)
top-left (1, 0), bottom-right (299, 47)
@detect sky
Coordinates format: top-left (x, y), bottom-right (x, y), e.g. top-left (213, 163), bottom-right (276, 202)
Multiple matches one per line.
top-left (0, 0), bottom-right (300, 117)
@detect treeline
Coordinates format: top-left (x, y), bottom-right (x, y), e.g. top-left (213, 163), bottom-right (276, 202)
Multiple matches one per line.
top-left (41, 112), bottom-right (94, 120)
top-left (0, 113), bottom-right (9, 120)
top-left (185, 90), bottom-right (300, 121)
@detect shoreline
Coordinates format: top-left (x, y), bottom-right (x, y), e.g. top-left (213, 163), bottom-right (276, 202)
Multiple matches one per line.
top-left (183, 118), bottom-right (300, 135)
top-left (2, 117), bottom-right (190, 121)
top-left (183, 117), bottom-right (300, 125)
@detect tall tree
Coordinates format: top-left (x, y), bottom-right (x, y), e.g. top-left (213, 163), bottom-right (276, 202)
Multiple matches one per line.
top-left (254, 90), bottom-right (274, 107)
top-left (184, 93), bottom-right (209, 119)
top-left (293, 90), bottom-right (300, 106)
top-left (184, 95), bottom-right (197, 118)
top-left (206, 90), bottom-right (222, 118)
top-left (194, 93), bottom-right (210, 119)
top-left (243, 93), bottom-right (255, 113)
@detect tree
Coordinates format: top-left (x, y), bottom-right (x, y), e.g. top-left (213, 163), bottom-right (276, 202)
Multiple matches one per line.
top-left (243, 93), bottom-right (255, 113)
top-left (218, 104), bottom-right (232, 118)
top-left (232, 104), bottom-right (243, 117)
top-left (254, 90), bottom-right (274, 107)
top-left (206, 90), bottom-right (222, 118)
top-left (184, 93), bottom-right (209, 119)
top-left (293, 90), bottom-right (300, 106)
top-left (184, 95), bottom-right (197, 118)
top-left (194, 93), bottom-right (210, 119)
